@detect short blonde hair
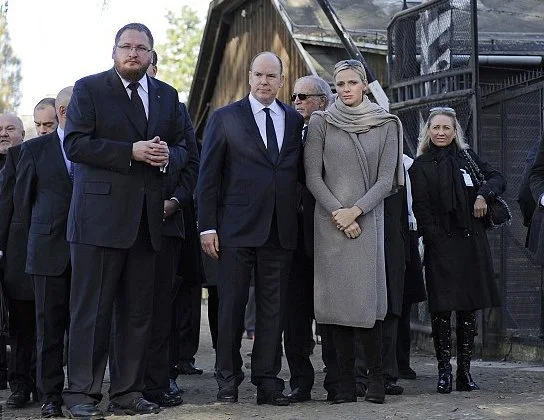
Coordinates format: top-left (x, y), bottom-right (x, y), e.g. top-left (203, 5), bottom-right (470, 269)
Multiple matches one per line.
top-left (416, 107), bottom-right (469, 156)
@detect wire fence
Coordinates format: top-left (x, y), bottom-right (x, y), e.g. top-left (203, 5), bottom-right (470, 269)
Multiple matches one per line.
top-left (388, 0), bottom-right (544, 346)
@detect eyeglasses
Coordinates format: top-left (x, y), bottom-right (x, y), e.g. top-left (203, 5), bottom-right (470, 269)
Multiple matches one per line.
top-left (429, 106), bottom-right (456, 115)
top-left (291, 93), bottom-right (324, 102)
top-left (334, 59), bottom-right (364, 69)
top-left (116, 44), bottom-right (152, 54)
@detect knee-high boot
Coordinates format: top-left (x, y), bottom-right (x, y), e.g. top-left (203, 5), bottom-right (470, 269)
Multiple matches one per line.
top-left (357, 321), bottom-right (385, 404)
top-left (431, 312), bottom-right (452, 394)
top-left (455, 311), bottom-right (479, 391)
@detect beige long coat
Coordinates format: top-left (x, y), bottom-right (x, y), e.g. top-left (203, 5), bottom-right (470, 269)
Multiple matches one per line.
top-left (304, 113), bottom-right (399, 328)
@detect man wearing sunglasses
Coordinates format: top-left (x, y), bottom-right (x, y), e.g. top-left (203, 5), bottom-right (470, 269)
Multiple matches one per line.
top-left (285, 76), bottom-right (332, 403)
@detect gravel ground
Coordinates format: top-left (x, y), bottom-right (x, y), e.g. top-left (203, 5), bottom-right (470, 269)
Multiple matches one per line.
top-left (2, 303), bottom-right (544, 419)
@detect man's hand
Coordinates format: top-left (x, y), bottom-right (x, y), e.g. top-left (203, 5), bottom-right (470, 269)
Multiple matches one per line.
top-left (343, 221), bottom-right (362, 239)
top-left (332, 206), bottom-right (363, 231)
top-left (163, 200), bottom-right (178, 220)
top-left (474, 195), bottom-right (488, 218)
top-left (132, 136), bottom-right (169, 167)
top-left (201, 233), bottom-right (220, 260)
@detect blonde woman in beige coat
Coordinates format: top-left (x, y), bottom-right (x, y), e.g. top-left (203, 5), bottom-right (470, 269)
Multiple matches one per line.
top-left (304, 60), bottom-right (403, 405)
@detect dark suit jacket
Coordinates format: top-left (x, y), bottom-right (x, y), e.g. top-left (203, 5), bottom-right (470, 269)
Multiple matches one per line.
top-left (64, 68), bottom-right (188, 251)
top-left (0, 145), bottom-right (34, 300)
top-left (528, 136), bottom-right (544, 262)
top-left (161, 103), bottom-right (199, 239)
top-left (16, 132), bottom-right (72, 276)
top-left (197, 96), bottom-right (304, 249)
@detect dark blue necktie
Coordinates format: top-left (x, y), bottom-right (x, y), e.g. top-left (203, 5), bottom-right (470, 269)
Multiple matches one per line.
top-left (263, 108), bottom-right (279, 163)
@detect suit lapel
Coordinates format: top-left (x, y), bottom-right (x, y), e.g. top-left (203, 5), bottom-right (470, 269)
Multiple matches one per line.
top-left (147, 75), bottom-right (161, 137)
top-left (238, 97), bottom-right (271, 162)
top-left (106, 68), bottom-right (147, 139)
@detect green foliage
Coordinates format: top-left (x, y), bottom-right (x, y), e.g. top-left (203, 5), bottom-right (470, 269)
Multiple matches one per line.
top-left (0, 1), bottom-right (22, 113)
top-left (155, 6), bottom-right (203, 99)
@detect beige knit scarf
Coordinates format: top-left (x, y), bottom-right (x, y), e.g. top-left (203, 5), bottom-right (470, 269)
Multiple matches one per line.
top-left (325, 95), bottom-right (405, 190)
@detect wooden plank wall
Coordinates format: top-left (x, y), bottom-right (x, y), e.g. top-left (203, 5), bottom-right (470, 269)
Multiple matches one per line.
top-left (209, 0), bottom-right (310, 112)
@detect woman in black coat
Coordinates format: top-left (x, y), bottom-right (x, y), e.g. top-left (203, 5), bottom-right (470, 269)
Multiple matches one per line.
top-left (408, 107), bottom-right (503, 394)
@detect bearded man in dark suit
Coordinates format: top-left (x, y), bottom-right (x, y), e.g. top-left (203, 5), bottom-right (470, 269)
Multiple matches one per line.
top-left (198, 51), bottom-right (303, 406)
top-left (62, 22), bottom-right (187, 419)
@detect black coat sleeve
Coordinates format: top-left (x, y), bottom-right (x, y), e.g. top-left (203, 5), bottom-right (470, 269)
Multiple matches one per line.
top-left (408, 159), bottom-right (440, 241)
top-left (169, 103), bottom-right (200, 208)
top-left (467, 149), bottom-right (505, 201)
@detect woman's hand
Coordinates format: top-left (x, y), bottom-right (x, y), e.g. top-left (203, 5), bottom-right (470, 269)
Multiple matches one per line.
top-left (343, 221), bottom-right (362, 239)
top-left (474, 195), bottom-right (488, 218)
top-left (332, 206), bottom-right (363, 230)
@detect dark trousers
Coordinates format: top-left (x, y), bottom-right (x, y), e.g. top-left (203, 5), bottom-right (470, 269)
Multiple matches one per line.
top-left (284, 247), bottom-right (314, 392)
top-left (244, 282), bottom-right (256, 333)
top-left (145, 236), bottom-right (181, 394)
top-left (355, 313), bottom-right (399, 384)
top-left (321, 324), bottom-right (356, 398)
top-left (34, 268), bottom-right (71, 403)
top-left (8, 299), bottom-right (36, 392)
top-left (63, 220), bottom-right (156, 408)
top-left (173, 281), bottom-right (201, 365)
top-left (397, 301), bottom-right (412, 372)
top-left (323, 322), bottom-right (383, 397)
top-left (216, 245), bottom-right (293, 392)
top-left (207, 286), bottom-right (219, 350)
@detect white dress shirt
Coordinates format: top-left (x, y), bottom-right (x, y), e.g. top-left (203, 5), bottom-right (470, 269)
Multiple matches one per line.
top-left (248, 92), bottom-right (285, 151)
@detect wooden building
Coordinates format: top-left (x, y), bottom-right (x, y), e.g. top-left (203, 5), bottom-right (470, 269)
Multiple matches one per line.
top-left (188, 0), bottom-right (544, 359)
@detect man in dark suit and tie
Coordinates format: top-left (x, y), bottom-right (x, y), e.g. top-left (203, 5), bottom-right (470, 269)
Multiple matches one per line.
top-left (15, 87), bottom-right (73, 418)
top-left (285, 75), bottom-right (332, 403)
top-left (198, 51), bottom-right (304, 406)
top-left (62, 23), bottom-right (187, 418)
top-left (143, 52), bottom-right (199, 407)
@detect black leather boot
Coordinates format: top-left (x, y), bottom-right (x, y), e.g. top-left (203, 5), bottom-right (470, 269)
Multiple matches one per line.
top-left (455, 311), bottom-right (480, 391)
top-left (431, 312), bottom-right (453, 394)
top-left (358, 322), bottom-right (385, 404)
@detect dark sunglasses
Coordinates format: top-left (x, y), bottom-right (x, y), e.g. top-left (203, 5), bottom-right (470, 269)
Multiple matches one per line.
top-left (291, 93), bottom-right (324, 102)
top-left (334, 59), bottom-right (364, 69)
top-left (429, 106), bottom-right (456, 115)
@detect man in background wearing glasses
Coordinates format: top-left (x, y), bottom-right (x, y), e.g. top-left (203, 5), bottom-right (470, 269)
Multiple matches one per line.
top-left (62, 22), bottom-right (188, 419)
top-left (285, 76), bottom-right (332, 403)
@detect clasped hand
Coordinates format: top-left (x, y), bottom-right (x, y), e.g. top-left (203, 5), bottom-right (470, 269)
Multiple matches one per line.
top-left (132, 136), bottom-right (169, 167)
top-left (332, 206), bottom-right (363, 239)
top-left (473, 195), bottom-right (487, 218)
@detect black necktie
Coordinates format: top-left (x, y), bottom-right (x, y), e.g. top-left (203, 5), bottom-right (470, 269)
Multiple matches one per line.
top-left (128, 82), bottom-right (147, 136)
top-left (302, 125), bottom-right (308, 145)
top-left (263, 108), bottom-right (279, 163)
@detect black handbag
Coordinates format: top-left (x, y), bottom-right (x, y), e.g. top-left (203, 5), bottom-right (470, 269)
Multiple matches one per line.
top-left (462, 150), bottom-right (512, 230)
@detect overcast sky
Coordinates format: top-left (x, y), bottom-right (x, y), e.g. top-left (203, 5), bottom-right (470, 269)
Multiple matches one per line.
top-left (6, 0), bottom-right (210, 115)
